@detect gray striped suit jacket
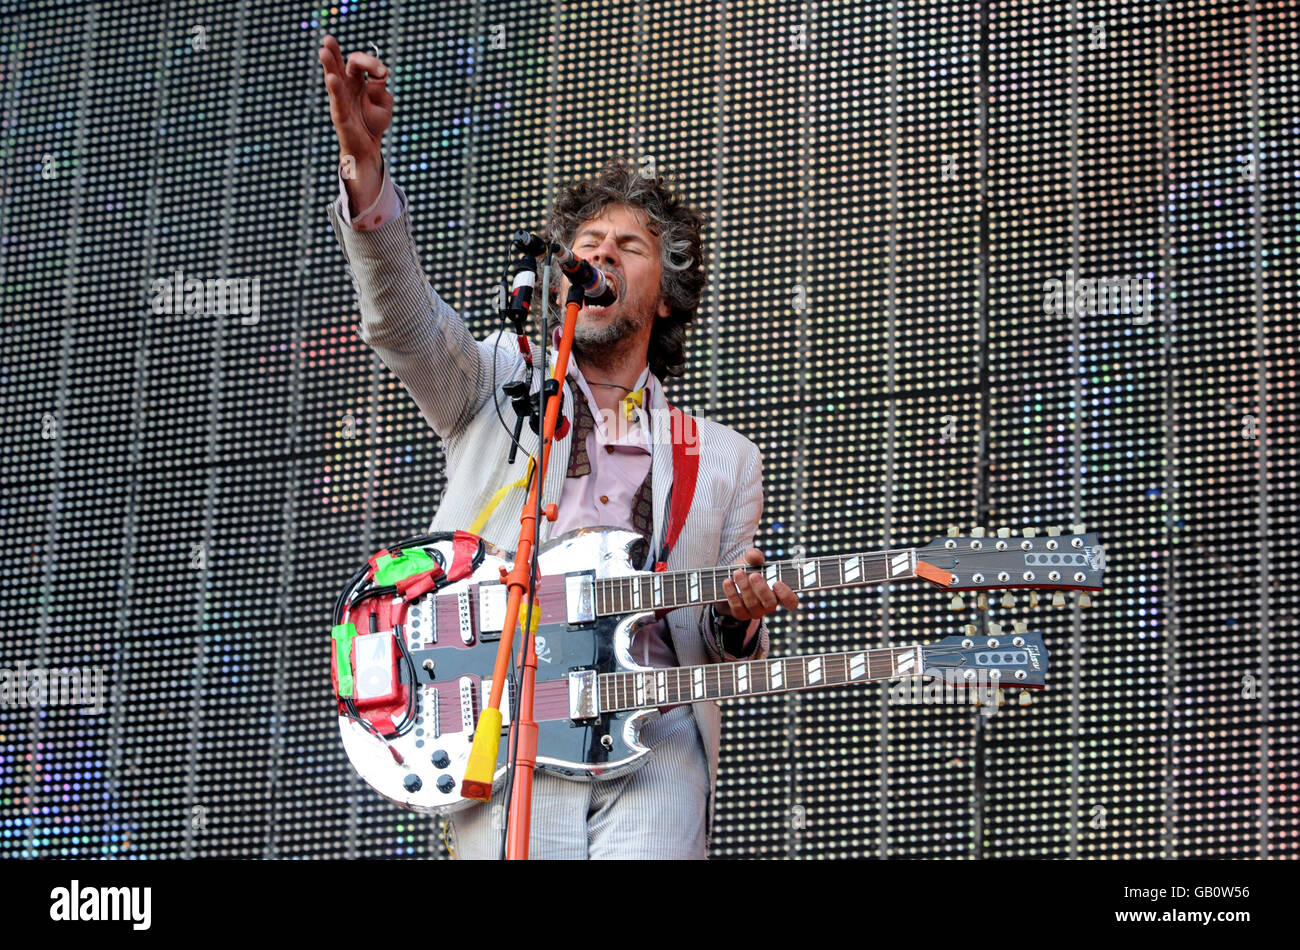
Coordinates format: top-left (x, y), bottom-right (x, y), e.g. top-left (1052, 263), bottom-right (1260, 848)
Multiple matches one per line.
top-left (326, 183), bottom-right (771, 808)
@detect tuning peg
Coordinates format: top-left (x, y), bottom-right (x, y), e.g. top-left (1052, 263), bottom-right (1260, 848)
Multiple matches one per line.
top-left (1019, 690), bottom-right (1032, 706)
top-left (1046, 526), bottom-right (1061, 537)
top-left (1022, 527), bottom-right (1037, 538)
top-left (1012, 620), bottom-right (1028, 634)
top-left (949, 593), bottom-right (965, 611)
top-left (1078, 591), bottom-right (1092, 609)
top-left (996, 688), bottom-right (1006, 706)
top-left (988, 621), bottom-right (1003, 636)
top-left (1052, 591), bottom-right (1066, 607)
top-left (1071, 523), bottom-right (1086, 535)
top-left (1001, 591), bottom-right (1015, 608)
top-left (964, 624), bottom-right (977, 637)
top-left (947, 524), bottom-right (960, 538)
top-left (970, 526), bottom-right (986, 538)
top-left (977, 592), bottom-right (989, 610)
top-left (1028, 589), bottom-right (1040, 608)
top-left (997, 527), bottom-right (1012, 539)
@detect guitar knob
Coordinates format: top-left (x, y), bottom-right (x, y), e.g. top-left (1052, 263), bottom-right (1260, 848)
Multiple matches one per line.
top-left (1018, 690), bottom-right (1032, 706)
top-left (432, 750), bottom-right (451, 769)
top-left (403, 773), bottom-right (423, 793)
top-left (437, 775), bottom-right (456, 794)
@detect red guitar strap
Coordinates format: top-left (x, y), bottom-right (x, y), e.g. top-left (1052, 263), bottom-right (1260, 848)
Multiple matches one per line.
top-left (654, 404), bottom-right (700, 572)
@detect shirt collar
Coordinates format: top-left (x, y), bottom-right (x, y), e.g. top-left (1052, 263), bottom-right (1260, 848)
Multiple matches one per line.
top-left (551, 327), bottom-right (654, 451)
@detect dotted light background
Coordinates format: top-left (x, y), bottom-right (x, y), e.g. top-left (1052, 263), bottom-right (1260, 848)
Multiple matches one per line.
top-left (0, 0), bottom-right (1294, 859)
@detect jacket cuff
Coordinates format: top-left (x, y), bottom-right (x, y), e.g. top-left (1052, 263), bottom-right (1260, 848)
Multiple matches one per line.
top-left (708, 604), bottom-right (764, 660)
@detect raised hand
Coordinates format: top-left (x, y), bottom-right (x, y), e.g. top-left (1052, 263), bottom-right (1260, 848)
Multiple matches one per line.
top-left (318, 34), bottom-right (393, 211)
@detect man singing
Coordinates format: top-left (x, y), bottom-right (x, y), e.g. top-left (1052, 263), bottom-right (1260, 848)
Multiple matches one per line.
top-left (319, 35), bottom-right (798, 859)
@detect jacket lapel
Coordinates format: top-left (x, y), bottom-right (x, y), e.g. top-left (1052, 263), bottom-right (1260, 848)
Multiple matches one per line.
top-left (648, 377), bottom-right (673, 566)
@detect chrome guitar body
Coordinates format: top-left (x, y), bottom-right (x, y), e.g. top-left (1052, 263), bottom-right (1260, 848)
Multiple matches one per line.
top-left (335, 527), bottom-right (663, 816)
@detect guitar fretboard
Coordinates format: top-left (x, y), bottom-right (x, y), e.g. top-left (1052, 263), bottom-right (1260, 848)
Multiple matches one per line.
top-left (592, 549), bottom-right (916, 616)
top-left (598, 645), bottom-right (925, 711)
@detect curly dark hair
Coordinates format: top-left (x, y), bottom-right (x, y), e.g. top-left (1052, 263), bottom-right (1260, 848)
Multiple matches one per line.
top-left (544, 158), bottom-right (707, 380)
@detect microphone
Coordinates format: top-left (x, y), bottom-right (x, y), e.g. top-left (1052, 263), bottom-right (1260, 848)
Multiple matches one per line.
top-left (510, 230), bottom-right (549, 257)
top-left (551, 242), bottom-right (618, 308)
top-left (508, 230), bottom-right (619, 307)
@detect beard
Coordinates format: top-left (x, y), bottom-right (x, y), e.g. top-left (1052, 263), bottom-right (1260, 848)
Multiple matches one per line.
top-left (569, 306), bottom-right (651, 373)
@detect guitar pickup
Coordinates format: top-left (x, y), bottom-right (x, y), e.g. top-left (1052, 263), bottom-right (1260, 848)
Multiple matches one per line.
top-left (566, 572), bottom-right (595, 625)
top-left (477, 582), bottom-right (506, 641)
top-left (568, 669), bottom-right (598, 721)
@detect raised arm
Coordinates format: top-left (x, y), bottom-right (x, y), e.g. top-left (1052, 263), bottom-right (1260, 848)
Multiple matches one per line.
top-left (318, 34), bottom-right (512, 440)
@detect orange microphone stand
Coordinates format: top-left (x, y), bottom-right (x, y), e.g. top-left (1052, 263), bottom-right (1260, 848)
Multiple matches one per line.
top-left (460, 278), bottom-right (586, 860)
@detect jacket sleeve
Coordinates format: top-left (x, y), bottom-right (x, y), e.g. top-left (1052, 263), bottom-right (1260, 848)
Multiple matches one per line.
top-left (326, 165), bottom-right (517, 442)
top-left (700, 441), bottom-right (771, 664)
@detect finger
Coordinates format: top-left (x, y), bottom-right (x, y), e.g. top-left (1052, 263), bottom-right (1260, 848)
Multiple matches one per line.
top-left (320, 35), bottom-right (344, 72)
top-left (742, 547), bottom-right (765, 567)
top-left (346, 51), bottom-right (388, 81)
top-left (748, 575), bottom-right (780, 613)
top-left (721, 578), bottom-right (751, 621)
top-left (732, 568), bottom-right (766, 617)
top-left (773, 580), bottom-right (800, 611)
top-left (363, 80), bottom-right (393, 109)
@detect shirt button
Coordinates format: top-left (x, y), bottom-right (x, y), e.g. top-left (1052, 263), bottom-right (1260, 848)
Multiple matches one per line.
top-left (604, 445), bottom-right (615, 454)
top-left (600, 494), bottom-right (609, 504)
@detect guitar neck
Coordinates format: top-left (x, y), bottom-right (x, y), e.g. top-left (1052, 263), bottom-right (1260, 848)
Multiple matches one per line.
top-left (593, 549), bottom-right (916, 616)
top-left (599, 644), bottom-right (927, 711)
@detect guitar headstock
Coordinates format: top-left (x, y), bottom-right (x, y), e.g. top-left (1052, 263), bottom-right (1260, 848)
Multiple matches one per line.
top-left (917, 524), bottom-right (1105, 610)
top-left (923, 622), bottom-right (1050, 692)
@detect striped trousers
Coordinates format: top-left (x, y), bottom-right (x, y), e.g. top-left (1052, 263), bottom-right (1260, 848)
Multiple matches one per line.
top-left (446, 706), bottom-right (709, 859)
